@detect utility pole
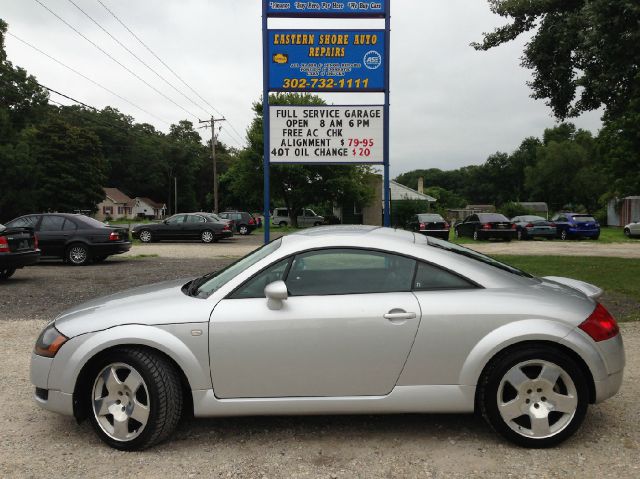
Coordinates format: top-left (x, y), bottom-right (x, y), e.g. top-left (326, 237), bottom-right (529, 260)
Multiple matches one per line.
top-left (199, 117), bottom-right (226, 213)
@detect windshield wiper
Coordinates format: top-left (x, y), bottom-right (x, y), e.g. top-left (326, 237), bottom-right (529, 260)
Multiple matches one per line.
top-left (186, 271), bottom-right (217, 297)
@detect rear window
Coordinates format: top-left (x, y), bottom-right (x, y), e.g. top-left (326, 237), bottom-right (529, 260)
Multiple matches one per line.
top-left (417, 214), bottom-right (444, 222)
top-left (572, 215), bottom-right (596, 222)
top-left (78, 216), bottom-right (109, 228)
top-left (478, 214), bottom-right (509, 222)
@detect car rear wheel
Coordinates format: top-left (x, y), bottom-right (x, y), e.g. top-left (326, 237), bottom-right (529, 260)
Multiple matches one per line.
top-left (454, 228), bottom-right (459, 239)
top-left (88, 348), bottom-right (183, 451)
top-left (624, 228), bottom-right (631, 237)
top-left (479, 345), bottom-right (588, 448)
top-left (278, 221), bottom-right (287, 228)
top-left (0, 268), bottom-right (16, 280)
top-left (67, 244), bottom-right (90, 266)
top-left (201, 230), bottom-right (214, 243)
top-left (138, 230), bottom-right (153, 243)
top-left (473, 230), bottom-right (480, 241)
top-left (560, 230), bottom-right (568, 241)
top-left (238, 224), bottom-right (249, 235)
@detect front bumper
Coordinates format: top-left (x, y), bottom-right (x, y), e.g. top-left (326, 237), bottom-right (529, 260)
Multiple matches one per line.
top-left (30, 352), bottom-right (74, 415)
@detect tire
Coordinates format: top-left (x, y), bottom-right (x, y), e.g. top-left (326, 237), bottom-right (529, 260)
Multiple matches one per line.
top-left (278, 221), bottom-right (288, 228)
top-left (87, 348), bottom-right (183, 451)
top-left (454, 228), bottom-right (460, 239)
top-left (517, 229), bottom-right (524, 241)
top-left (138, 230), bottom-right (153, 243)
top-left (66, 243), bottom-right (90, 266)
top-left (478, 344), bottom-right (588, 448)
top-left (592, 234), bottom-right (600, 240)
top-left (0, 268), bottom-right (16, 280)
top-left (200, 230), bottom-right (214, 244)
top-left (238, 224), bottom-right (249, 235)
top-left (560, 230), bottom-right (568, 241)
top-left (313, 222), bottom-right (322, 227)
top-left (624, 228), bottom-right (631, 237)
top-left (473, 230), bottom-right (480, 241)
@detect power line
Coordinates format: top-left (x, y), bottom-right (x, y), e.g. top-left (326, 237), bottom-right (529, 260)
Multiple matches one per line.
top-left (66, 0), bottom-right (211, 119)
top-left (8, 32), bottom-right (170, 125)
top-left (96, 0), bottom-right (247, 147)
top-left (33, 0), bottom-right (200, 122)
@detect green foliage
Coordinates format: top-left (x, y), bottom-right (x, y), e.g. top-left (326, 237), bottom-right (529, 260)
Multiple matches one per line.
top-left (499, 202), bottom-right (534, 219)
top-left (390, 200), bottom-right (431, 228)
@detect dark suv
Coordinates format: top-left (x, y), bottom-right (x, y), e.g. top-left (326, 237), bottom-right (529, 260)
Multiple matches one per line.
top-left (218, 211), bottom-right (257, 235)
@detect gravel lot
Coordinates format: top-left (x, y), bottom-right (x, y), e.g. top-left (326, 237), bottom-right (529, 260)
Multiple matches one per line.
top-left (1, 254), bottom-right (639, 478)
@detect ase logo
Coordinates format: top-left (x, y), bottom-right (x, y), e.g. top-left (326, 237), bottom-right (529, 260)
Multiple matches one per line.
top-left (272, 53), bottom-right (288, 64)
top-left (363, 50), bottom-right (382, 70)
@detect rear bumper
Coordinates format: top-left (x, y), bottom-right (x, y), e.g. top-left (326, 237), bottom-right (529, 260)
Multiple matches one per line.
top-left (90, 241), bottom-right (132, 256)
top-left (217, 230), bottom-right (234, 239)
top-left (525, 229), bottom-right (556, 237)
top-left (0, 250), bottom-right (40, 269)
top-left (567, 228), bottom-right (600, 237)
top-left (478, 230), bottom-right (516, 239)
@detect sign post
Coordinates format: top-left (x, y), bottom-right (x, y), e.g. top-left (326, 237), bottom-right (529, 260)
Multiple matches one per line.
top-left (263, 1), bottom-right (391, 243)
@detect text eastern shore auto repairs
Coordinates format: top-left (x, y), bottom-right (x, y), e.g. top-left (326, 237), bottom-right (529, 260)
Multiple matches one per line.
top-left (272, 33), bottom-right (379, 57)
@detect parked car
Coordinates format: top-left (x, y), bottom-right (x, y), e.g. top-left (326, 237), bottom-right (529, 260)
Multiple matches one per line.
top-left (5, 214), bottom-right (130, 265)
top-left (218, 211), bottom-right (257, 235)
top-left (272, 208), bottom-right (324, 228)
top-left (454, 213), bottom-right (516, 241)
top-left (511, 215), bottom-right (557, 240)
top-left (0, 223), bottom-right (40, 279)
top-left (624, 220), bottom-right (640, 238)
top-left (406, 213), bottom-right (450, 240)
top-left (131, 213), bottom-right (232, 243)
top-left (31, 226), bottom-right (624, 450)
top-left (552, 213), bottom-right (600, 240)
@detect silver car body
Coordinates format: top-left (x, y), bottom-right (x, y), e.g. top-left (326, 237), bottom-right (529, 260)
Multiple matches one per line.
top-left (31, 226), bottom-right (624, 419)
top-left (625, 221), bottom-right (640, 237)
top-left (272, 208), bottom-right (324, 228)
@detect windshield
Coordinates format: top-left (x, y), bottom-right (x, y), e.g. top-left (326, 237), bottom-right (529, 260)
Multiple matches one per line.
top-left (418, 214), bottom-right (443, 222)
top-left (478, 214), bottom-right (509, 222)
top-left (190, 238), bottom-right (283, 298)
top-left (426, 236), bottom-right (532, 278)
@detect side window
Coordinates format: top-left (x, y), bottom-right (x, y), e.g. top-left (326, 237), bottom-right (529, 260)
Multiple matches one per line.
top-left (187, 215), bottom-right (205, 223)
top-left (7, 216), bottom-right (38, 228)
top-left (231, 259), bottom-right (291, 299)
top-left (413, 262), bottom-right (475, 291)
top-left (62, 219), bottom-right (77, 231)
top-left (167, 215), bottom-right (185, 225)
top-left (286, 249), bottom-right (416, 296)
top-left (39, 216), bottom-right (66, 232)
top-left (233, 213), bottom-right (242, 221)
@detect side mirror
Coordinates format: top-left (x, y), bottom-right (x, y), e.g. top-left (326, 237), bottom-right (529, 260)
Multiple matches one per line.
top-left (265, 280), bottom-right (288, 310)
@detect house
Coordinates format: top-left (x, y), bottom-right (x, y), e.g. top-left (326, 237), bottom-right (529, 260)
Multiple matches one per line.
top-left (96, 188), bottom-right (134, 221)
top-left (133, 197), bottom-right (167, 220)
top-left (334, 176), bottom-right (437, 226)
top-left (447, 204), bottom-right (496, 221)
top-left (518, 202), bottom-right (549, 218)
top-left (607, 196), bottom-right (640, 226)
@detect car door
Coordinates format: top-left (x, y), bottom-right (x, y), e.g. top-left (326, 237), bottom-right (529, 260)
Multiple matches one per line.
top-left (184, 214), bottom-right (206, 238)
top-left (160, 214), bottom-right (186, 239)
top-left (210, 248), bottom-right (421, 399)
top-left (36, 215), bottom-right (69, 257)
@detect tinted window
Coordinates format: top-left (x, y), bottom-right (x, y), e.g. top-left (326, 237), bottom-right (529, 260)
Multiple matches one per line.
top-left (166, 215), bottom-right (185, 225)
top-left (417, 214), bottom-right (444, 222)
top-left (62, 219), bottom-right (77, 231)
top-left (7, 216), bottom-right (38, 228)
top-left (187, 215), bottom-right (206, 223)
top-left (478, 214), bottom-right (509, 222)
top-left (231, 258), bottom-right (291, 299)
top-left (287, 249), bottom-right (416, 296)
top-left (573, 215), bottom-right (596, 223)
top-left (413, 262), bottom-right (475, 291)
top-left (469, 215), bottom-right (479, 222)
top-left (39, 216), bottom-right (66, 231)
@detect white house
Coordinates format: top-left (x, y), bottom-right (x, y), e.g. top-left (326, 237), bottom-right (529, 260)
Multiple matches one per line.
top-left (133, 197), bottom-right (167, 219)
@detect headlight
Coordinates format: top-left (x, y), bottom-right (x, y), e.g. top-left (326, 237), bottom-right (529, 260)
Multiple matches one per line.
top-left (34, 323), bottom-right (68, 357)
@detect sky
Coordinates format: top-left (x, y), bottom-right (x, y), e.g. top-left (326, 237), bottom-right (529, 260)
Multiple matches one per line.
top-left (2, 0), bottom-right (603, 177)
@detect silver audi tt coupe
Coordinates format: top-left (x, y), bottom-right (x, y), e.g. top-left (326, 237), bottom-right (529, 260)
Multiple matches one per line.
top-left (30, 226), bottom-right (625, 450)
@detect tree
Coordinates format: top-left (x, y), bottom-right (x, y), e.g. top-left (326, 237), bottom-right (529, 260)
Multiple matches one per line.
top-left (473, 0), bottom-right (640, 121)
top-left (223, 93), bottom-right (374, 227)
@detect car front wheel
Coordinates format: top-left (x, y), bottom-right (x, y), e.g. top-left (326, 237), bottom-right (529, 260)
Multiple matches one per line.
top-left (479, 345), bottom-right (588, 448)
top-left (138, 230), bottom-right (153, 243)
top-left (560, 230), bottom-right (568, 241)
top-left (88, 348), bottom-right (183, 451)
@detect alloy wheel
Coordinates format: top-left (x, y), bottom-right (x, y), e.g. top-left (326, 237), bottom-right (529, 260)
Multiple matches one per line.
top-left (68, 245), bottom-right (88, 265)
top-left (239, 225), bottom-right (249, 235)
top-left (497, 359), bottom-right (578, 439)
top-left (139, 230), bottom-right (152, 243)
top-left (92, 363), bottom-right (150, 442)
top-left (201, 230), bottom-right (214, 243)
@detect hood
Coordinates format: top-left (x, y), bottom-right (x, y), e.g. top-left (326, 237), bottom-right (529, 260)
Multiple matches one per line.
top-left (55, 278), bottom-right (214, 338)
top-left (541, 276), bottom-right (603, 301)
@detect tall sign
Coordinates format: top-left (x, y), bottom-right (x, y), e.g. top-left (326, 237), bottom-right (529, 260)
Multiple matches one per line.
top-left (262, 1), bottom-right (391, 242)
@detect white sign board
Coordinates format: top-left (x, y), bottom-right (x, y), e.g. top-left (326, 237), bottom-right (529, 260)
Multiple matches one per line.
top-left (269, 105), bottom-right (384, 164)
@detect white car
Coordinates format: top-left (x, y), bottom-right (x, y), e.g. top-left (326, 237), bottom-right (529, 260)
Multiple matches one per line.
top-left (624, 221), bottom-right (640, 237)
top-left (31, 226), bottom-right (624, 450)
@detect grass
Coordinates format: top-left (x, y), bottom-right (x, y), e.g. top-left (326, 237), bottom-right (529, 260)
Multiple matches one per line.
top-left (494, 255), bottom-right (640, 323)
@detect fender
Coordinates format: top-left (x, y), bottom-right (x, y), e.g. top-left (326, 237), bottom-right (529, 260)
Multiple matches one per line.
top-left (458, 319), bottom-right (578, 386)
top-left (48, 323), bottom-right (211, 394)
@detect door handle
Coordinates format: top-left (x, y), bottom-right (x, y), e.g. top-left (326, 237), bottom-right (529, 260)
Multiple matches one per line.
top-left (384, 311), bottom-right (417, 321)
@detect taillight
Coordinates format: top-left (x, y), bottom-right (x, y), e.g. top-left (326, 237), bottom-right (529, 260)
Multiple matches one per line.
top-left (511, 223), bottom-right (517, 230)
top-left (579, 303), bottom-right (619, 342)
top-left (249, 218), bottom-right (255, 225)
top-left (525, 223), bottom-right (534, 228)
top-left (0, 236), bottom-right (9, 253)
top-left (109, 232), bottom-right (120, 241)
top-left (223, 224), bottom-right (231, 231)
top-left (550, 222), bottom-right (556, 227)
top-left (482, 223), bottom-right (491, 230)
top-left (419, 222), bottom-right (426, 230)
